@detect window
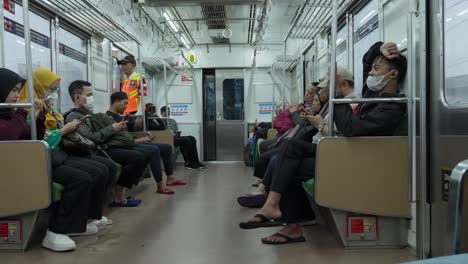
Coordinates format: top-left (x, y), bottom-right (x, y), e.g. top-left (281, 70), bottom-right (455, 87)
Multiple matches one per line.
top-left (444, 0), bottom-right (468, 106)
top-left (353, 0), bottom-right (379, 97)
top-left (223, 79), bottom-right (244, 120)
top-left (336, 26), bottom-right (349, 70)
top-left (57, 27), bottom-right (88, 112)
top-left (3, 4), bottom-right (51, 76)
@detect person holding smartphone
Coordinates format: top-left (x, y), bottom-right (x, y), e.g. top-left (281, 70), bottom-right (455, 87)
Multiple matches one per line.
top-left (106, 93), bottom-right (186, 195)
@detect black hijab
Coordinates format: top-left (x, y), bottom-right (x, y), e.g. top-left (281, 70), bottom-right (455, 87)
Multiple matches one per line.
top-left (0, 68), bottom-right (26, 119)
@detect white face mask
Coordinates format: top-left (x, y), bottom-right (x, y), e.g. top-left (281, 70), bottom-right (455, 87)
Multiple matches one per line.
top-left (48, 91), bottom-right (59, 102)
top-left (85, 96), bottom-right (94, 112)
top-left (366, 75), bottom-right (388, 91)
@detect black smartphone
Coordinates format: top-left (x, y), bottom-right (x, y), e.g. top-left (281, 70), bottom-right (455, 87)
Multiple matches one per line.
top-left (80, 115), bottom-right (91, 121)
top-left (122, 115), bottom-right (130, 121)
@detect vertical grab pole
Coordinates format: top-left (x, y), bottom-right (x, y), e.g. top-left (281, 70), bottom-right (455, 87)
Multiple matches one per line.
top-left (407, 0), bottom-right (416, 203)
top-left (138, 44), bottom-right (147, 132)
top-left (23, 0), bottom-right (37, 140)
top-left (282, 42), bottom-right (286, 109)
top-left (164, 62), bottom-right (168, 123)
top-left (328, 0), bottom-right (338, 136)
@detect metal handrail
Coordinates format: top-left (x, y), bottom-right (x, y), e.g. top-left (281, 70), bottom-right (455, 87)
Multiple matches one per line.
top-left (328, 0), bottom-right (337, 136)
top-left (23, 0), bottom-right (37, 140)
top-left (0, 103), bottom-right (33, 108)
top-left (137, 45), bottom-right (147, 132)
top-left (447, 160), bottom-right (468, 254)
top-left (331, 98), bottom-right (408, 104)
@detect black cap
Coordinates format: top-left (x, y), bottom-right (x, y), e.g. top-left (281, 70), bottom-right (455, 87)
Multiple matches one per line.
top-left (117, 55), bottom-right (137, 65)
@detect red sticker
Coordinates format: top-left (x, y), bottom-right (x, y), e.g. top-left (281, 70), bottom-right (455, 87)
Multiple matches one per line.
top-left (0, 223), bottom-right (8, 237)
top-left (3, 0), bottom-right (15, 14)
top-left (351, 219), bottom-right (364, 233)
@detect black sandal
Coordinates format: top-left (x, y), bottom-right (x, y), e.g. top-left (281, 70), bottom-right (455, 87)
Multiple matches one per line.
top-left (239, 214), bottom-right (283, 229)
top-left (261, 233), bottom-right (306, 245)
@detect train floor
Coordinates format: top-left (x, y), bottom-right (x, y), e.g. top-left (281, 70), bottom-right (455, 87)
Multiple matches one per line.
top-left (0, 162), bottom-right (415, 264)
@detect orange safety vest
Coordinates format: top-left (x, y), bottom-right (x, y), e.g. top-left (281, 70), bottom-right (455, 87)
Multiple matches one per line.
top-left (121, 73), bottom-right (147, 115)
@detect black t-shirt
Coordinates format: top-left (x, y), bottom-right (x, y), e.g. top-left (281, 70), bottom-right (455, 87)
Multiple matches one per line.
top-left (106, 110), bottom-right (136, 131)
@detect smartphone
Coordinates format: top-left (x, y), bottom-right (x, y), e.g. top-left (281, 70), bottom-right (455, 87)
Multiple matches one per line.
top-left (80, 115), bottom-right (91, 121)
top-left (122, 115), bottom-right (130, 121)
top-left (149, 136), bottom-right (156, 140)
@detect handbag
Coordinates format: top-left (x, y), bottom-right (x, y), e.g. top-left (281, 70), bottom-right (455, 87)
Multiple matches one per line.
top-left (274, 124), bottom-right (301, 148)
top-left (60, 132), bottom-right (96, 156)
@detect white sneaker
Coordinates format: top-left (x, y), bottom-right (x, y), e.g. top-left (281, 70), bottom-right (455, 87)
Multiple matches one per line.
top-left (91, 216), bottom-right (113, 230)
top-left (68, 223), bottom-right (99, 236)
top-left (100, 216), bottom-right (113, 226)
top-left (41, 230), bottom-right (76, 252)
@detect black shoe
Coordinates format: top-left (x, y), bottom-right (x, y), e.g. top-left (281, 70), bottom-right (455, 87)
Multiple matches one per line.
top-left (185, 164), bottom-right (201, 171)
top-left (196, 163), bottom-right (207, 169)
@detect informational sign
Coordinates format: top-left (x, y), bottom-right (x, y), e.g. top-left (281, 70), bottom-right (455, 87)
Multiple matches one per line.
top-left (59, 43), bottom-right (87, 63)
top-left (187, 53), bottom-right (197, 64)
top-left (442, 167), bottom-right (452, 202)
top-left (347, 216), bottom-right (377, 241)
top-left (170, 104), bottom-right (189, 117)
top-left (258, 103), bottom-right (274, 115)
top-left (3, 17), bottom-right (51, 48)
top-left (3, 0), bottom-right (14, 14)
top-left (181, 74), bottom-right (193, 84)
top-left (354, 15), bottom-right (378, 44)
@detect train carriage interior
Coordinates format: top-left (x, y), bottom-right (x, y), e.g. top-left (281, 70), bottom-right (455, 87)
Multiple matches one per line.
top-left (1, 0), bottom-right (468, 263)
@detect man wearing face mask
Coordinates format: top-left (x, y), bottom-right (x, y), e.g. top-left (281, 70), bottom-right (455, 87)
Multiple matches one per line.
top-left (333, 42), bottom-right (407, 137)
top-left (238, 45), bottom-right (407, 244)
top-left (64, 81), bottom-right (148, 207)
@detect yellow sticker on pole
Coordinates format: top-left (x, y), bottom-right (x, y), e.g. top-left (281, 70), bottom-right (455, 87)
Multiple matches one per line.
top-left (188, 53), bottom-right (197, 64)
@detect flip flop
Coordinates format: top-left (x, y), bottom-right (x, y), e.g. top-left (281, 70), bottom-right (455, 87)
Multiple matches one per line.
top-left (237, 194), bottom-right (267, 208)
top-left (239, 214), bottom-right (283, 229)
top-left (126, 196), bottom-right (142, 204)
top-left (157, 188), bottom-right (175, 195)
top-left (261, 233), bottom-right (306, 245)
top-left (167, 180), bottom-right (187, 186)
top-left (109, 200), bottom-right (140, 207)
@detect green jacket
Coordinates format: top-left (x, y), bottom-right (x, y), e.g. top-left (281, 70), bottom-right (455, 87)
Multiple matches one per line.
top-left (66, 110), bottom-right (134, 149)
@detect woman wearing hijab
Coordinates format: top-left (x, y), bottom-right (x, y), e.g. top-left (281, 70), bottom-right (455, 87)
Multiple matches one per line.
top-left (0, 68), bottom-right (98, 251)
top-left (16, 68), bottom-right (115, 249)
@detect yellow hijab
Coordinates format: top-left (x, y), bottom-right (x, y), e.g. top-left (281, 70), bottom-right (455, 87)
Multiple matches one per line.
top-left (17, 68), bottom-right (63, 129)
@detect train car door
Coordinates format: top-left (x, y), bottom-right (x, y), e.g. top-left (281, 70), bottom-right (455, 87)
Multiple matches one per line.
top-left (428, 0), bottom-right (468, 256)
top-left (215, 69), bottom-right (245, 161)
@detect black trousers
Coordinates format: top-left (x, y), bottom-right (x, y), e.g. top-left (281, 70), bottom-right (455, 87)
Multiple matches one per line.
top-left (262, 139), bottom-right (317, 224)
top-left (268, 139), bottom-right (316, 193)
top-left (134, 143), bottom-right (173, 183)
top-left (66, 155), bottom-right (116, 220)
top-left (253, 148), bottom-right (281, 179)
top-left (279, 181), bottom-right (315, 224)
top-left (101, 147), bottom-right (147, 188)
top-left (49, 164), bottom-right (92, 234)
top-left (174, 135), bottom-right (200, 165)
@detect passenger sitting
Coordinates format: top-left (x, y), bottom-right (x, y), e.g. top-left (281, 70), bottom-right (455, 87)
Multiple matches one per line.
top-left (64, 81), bottom-right (147, 206)
top-left (160, 105), bottom-right (207, 170)
top-left (0, 68), bottom-right (95, 252)
top-left (107, 93), bottom-right (185, 194)
top-left (239, 42), bottom-right (407, 245)
top-left (17, 69), bottom-right (118, 249)
top-left (264, 81), bottom-right (323, 154)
